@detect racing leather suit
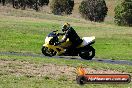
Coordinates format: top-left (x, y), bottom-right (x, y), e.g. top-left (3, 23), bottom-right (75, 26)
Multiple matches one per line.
top-left (60, 27), bottom-right (82, 51)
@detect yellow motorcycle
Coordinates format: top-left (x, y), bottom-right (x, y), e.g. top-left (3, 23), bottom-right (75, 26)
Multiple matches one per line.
top-left (41, 30), bottom-right (95, 60)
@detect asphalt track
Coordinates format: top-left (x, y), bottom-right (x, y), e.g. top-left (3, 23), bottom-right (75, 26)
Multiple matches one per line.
top-left (0, 52), bottom-right (132, 65)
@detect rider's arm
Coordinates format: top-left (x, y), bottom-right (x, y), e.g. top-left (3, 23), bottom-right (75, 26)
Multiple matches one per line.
top-left (57, 33), bottom-right (65, 36)
top-left (59, 31), bottom-right (69, 43)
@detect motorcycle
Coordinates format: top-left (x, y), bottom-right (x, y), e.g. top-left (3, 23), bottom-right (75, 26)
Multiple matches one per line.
top-left (41, 30), bottom-right (95, 60)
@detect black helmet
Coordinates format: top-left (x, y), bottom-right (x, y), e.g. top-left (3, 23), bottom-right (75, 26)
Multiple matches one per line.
top-left (62, 23), bottom-right (70, 32)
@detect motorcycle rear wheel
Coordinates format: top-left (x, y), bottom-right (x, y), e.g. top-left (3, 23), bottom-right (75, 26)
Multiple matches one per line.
top-left (41, 46), bottom-right (56, 57)
top-left (79, 46), bottom-right (95, 60)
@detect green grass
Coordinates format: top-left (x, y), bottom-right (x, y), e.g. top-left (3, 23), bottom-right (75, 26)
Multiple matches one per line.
top-left (0, 75), bottom-right (132, 88)
top-left (0, 15), bottom-right (132, 60)
top-left (0, 4), bottom-right (132, 88)
top-left (0, 55), bottom-right (132, 88)
top-left (1, 55), bottom-right (132, 73)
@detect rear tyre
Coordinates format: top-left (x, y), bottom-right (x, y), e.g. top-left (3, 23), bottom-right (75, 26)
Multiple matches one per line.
top-left (41, 46), bottom-right (56, 57)
top-left (79, 46), bottom-right (95, 60)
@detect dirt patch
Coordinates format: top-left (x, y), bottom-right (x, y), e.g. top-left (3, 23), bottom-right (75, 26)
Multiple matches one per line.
top-left (0, 59), bottom-right (127, 80)
top-left (0, 59), bottom-right (76, 79)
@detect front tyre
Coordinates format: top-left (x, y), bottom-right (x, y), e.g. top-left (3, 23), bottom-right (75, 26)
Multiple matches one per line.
top-left (79, 46), bottom-right (95, 60)
top-left (41, 46), bottom-right (56, 57)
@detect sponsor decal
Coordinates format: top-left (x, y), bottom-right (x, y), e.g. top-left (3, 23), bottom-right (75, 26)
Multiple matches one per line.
top-left (76, 67), bottom-right (131, 85)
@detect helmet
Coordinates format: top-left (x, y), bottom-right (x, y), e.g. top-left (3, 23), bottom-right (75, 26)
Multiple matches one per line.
top-left (62, 23), bottom-right (70, 32)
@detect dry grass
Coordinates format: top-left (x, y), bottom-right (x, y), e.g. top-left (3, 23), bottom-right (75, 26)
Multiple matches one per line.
top-left (0, 0), bottom-right (118, 22)
top-left (0, 59), bottom-right (127, 80)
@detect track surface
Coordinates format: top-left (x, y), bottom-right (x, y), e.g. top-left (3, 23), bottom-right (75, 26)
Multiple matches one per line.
top-left (0, 52), bottom-right (132, 65)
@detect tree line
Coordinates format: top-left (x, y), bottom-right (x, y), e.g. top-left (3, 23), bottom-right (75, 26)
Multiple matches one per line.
top-left (0, 0), bottom-right (49, 11)
top-left (0, 0), bottom-right (132, 26)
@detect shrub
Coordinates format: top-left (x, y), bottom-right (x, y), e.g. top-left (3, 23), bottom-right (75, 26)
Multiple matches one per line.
top-left (1, 0), bottom-right (5, 5)
top-left (50, 0), bottom-right (74, 15)
top-left (79, 0), bottom-right (108, 22)
top-left (4, 0), bottom-right (49, 11)
top-left (39, 0), bottom-right (49, 6)
top-left (114, 0), bottom-right (132, 26)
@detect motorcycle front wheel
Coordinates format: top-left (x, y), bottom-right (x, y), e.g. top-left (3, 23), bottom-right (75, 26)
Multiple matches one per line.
top-left (41, 46), bottom-right (56, 57)
top-left (79, 46), bottom-right (95, 60)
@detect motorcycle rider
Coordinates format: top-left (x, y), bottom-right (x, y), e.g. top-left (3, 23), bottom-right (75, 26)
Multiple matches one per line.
top-left (58, 23), bottom-right (83, 53)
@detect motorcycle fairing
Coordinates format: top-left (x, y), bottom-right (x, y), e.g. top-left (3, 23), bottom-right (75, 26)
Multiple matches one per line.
top-left (45, 37), bottom-right (53, 44)
top-left (78, 36), bottom-right (95, 48)
top-left (43, 43), bottom-right (65, 55)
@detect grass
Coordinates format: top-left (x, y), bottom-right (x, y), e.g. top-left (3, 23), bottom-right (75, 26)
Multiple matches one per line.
top-left (0, 1), bottom-right (132, 87)
top-left (1, 55), bottom-right (132, 73)
top-left (0, 14), bottom-right (132, 60)
top-left (0, 55), bottom-right (132, 88)
top-left (0, 75), bottom-right (132, 88)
